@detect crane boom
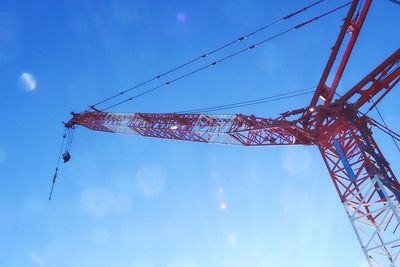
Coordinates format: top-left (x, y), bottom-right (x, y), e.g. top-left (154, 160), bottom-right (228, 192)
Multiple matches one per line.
top-left (67, 47), bottom-right (400, 266)
top-left (59, 0), bottom-right (400, 265)
top-left (69, 112), bottom-right (313, 146)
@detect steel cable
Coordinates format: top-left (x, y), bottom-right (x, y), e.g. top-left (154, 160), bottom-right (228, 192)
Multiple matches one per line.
top-left (100, 2), bottom-right (351, 111)
top-left (88, 0), bottom-right (325, 110)
top-left (174, 87), bottom-right (315, 114)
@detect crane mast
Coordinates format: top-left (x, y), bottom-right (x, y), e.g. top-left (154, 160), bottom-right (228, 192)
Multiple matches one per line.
top-left (64, 0), bottom-right (400, 266)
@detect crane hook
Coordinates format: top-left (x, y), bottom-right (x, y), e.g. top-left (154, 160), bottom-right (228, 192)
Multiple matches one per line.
top-left (62, 152), bottom-right (71, 163)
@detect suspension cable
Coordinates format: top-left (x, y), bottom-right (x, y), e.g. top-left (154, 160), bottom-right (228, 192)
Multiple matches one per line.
top-left (65, 127), bottom-right (74, 154)
top-left (100, 2), bottom-right (351, 112)
top-left (49, 128), bottom-right (67, 200)
top-left (88, 0), bottom-right (325, 110)
top-left (370, 99), bottom-right (400, 153)
top-left (174, 87), bottom-right (315, 114)
top-left (367, 117), bottom-right (400, 142)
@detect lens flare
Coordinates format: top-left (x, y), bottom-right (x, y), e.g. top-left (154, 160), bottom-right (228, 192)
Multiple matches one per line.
top-left (219, 202), bottom-right (227, 210)
top-left (20, 72), bottom-right (36, 91)
top-left (176, 12), bottom-right (186, 23)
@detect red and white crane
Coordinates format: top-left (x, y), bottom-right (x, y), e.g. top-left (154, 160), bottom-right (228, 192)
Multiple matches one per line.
top-left (58, 1), bottom-right (400, 266)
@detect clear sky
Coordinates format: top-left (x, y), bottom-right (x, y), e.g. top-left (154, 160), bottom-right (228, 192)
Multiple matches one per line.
top-left (1, 1), bottom-right (399, 267)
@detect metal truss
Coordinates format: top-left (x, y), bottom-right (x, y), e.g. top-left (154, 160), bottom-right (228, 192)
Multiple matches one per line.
top-left (320, 123), bottom-right (400, 266)
top-left (70, 112), bottom-right (313, 146)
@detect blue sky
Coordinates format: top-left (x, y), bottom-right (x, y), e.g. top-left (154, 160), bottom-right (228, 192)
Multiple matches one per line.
top-left (0, 0), bottom-right (399, 266)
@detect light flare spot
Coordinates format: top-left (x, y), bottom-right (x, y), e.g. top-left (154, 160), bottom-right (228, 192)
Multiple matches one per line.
top-left (219, 201), bottom-right (227, 210)
top-left (136, 165), bottom-right (166, 197)
top-left (80, 187), bottom-right (114, 217)
top-left (80, 187), bottom-right (131, 217)
top-left (176, 12), bottom-right (186, 22)
top-left (20, 72), bottom-right (36, 91)
top-left (28, 252), bottom-right (45, 266)
top-left (227, 232), bottom-right (238, 248)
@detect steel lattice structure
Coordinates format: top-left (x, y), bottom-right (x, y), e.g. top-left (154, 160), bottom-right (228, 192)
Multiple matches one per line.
top-left (70, 112), bottom-right (313, 146)
top-left (65, 1), bottom-right (400, 266)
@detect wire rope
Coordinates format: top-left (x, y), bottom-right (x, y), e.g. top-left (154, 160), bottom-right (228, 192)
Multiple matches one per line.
top-left (371, 99), bottom-right (400, 153)
top-left (88, 0), bottom-right (326, 110)
top-left (174, 87), bottom-right (315, 114)
top-left (100, 2), bottom-right (351, 111)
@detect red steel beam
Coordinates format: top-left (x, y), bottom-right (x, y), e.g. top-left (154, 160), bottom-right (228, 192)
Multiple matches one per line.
top-left (339, 49), bottom-right (400, 110)
top-left (310, 0), bottom-right (372, 107)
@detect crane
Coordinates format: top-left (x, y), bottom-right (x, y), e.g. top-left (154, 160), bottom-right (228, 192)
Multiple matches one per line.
top-left (56, 1), bottom-right (400, 266)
